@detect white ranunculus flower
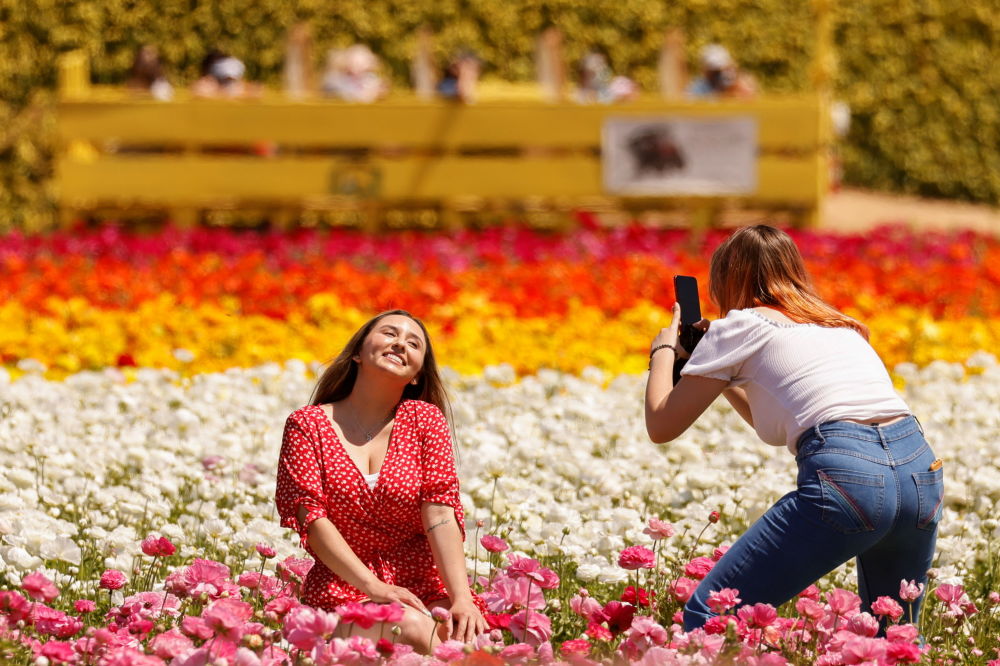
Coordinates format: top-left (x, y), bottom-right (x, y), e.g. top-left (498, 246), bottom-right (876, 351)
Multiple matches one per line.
top-left (3, 546), bottom-right (42, 571)
top-left (40, 536), bottom-right (82, 566)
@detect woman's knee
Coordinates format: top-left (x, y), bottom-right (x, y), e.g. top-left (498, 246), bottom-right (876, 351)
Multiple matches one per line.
top-left (396, 607), bottom-right (435, 644)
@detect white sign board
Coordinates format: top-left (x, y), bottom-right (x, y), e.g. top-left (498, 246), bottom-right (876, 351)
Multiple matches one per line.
top-left (602, 116), bottom-right (758, 195)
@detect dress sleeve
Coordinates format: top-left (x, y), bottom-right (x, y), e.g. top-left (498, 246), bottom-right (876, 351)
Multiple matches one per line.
top-left (417, 404), bottom-right (466, 539)
top-left (275, 413), bottom-right (329, 549)
top-left (681, 310), bottom-right (769, 384)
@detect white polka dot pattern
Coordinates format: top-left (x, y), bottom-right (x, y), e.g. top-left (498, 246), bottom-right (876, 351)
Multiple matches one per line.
top-left (276, 399), bottom-right (480, 611)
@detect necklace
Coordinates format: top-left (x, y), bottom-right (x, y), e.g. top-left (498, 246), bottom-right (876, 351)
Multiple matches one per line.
top-left (348, 408), bottom-right (394, 443)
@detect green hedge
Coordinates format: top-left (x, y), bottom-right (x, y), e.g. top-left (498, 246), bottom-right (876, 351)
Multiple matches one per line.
top-left (1, 0), bottom-right (997, 229)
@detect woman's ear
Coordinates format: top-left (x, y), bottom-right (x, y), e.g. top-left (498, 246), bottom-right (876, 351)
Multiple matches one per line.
top-left (352, 354), bottom-right (360, 363)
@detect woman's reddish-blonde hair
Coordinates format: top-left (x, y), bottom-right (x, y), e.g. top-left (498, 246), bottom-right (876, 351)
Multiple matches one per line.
top-left (709, 225), bottom-right (869, 339)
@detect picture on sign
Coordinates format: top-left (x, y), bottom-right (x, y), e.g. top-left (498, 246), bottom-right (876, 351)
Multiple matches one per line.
top-left (602, 117), bottom-right (758, 195)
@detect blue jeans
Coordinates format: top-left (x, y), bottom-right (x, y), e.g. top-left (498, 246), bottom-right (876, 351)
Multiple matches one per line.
top-left (684, 416), bottom-right (943, 631)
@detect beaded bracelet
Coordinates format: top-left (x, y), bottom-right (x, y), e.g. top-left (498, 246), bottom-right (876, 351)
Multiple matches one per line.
top-left (649, 344), bottom-right (677, 359)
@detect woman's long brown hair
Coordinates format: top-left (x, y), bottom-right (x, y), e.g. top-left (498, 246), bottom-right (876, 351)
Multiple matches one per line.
top-left (709, 225), bottom-right (869, 339)
top-left (309, 310), bottom-right (453, 421)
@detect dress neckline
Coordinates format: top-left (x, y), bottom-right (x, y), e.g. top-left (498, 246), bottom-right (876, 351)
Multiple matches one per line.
top-left (314, 404), bottom-right (399, 496)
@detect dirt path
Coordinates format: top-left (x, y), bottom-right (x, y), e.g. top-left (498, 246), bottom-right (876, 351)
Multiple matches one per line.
top-left (821, 188), bottom-right (1000, 235)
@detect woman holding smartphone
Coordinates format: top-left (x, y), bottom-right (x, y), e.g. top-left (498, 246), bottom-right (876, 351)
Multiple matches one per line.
top-left (646, 225), bottom-right (943, 632)
top-left (276, 310), bottom-right (487, 652)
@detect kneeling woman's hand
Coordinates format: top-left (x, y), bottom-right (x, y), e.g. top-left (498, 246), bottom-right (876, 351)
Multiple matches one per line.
top-left (446, 595), bottom-right (489, 643)
top-left (363, 579), bottom-right (430, 614)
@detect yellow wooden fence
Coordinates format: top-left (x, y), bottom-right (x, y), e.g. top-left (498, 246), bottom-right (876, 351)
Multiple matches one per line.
top-left (56, 53), bottom-right (830, 229)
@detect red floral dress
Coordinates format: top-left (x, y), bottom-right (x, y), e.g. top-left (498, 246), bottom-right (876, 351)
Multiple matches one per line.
top-left (276, 399), bottom-right (481, 611)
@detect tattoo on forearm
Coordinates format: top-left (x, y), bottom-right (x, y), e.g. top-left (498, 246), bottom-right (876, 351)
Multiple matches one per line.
top-left (426, 519), bottom-right (450, 533)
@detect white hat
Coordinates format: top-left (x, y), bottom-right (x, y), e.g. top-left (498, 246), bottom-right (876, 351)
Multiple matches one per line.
top-left (700, 44), bottom-right (733, 70)
top-left (210, 56), bottom-right (245, 82)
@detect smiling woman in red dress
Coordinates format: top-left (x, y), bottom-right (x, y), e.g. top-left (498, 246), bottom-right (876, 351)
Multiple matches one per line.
top-left (276, 310), bottom-right (487, 652)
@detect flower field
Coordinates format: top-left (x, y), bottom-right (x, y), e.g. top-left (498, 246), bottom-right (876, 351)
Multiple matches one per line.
top-left (1, 222), bottom-right (999, 664)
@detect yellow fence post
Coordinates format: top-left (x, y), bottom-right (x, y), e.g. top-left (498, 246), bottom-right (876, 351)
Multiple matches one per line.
top-left (57, 51), bottom-right (90, 100)
top-left (805, 0), bottom-right (834, 228)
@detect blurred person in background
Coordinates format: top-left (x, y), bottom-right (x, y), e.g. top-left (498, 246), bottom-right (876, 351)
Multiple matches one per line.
top-left (276, 311), bottom-right (488, 652)
top-left (574, 49), bottom-right (637, 104)
top-left (192, 49), bottom-right (261, 99)
top-left (436, 50), bottom-right (480, 104)
top-left (126, 44), bottom-right (173, 101)
top-left (322, 44), bottom-right (389, 103)
top-left (686, 43), bottom-right (757, 99)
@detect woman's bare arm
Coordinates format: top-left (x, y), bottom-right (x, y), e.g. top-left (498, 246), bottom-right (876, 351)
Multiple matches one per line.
top-left (722, 387), bottom-right (754, 426)
top-left (421, 502), bottom-right (487, 642)
top-left (299, 506), bottom-right (427, 612)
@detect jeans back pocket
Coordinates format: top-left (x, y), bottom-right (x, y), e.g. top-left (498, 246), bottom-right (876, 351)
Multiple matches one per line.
top-left (913, 467), bottom-right (944, 531)
top-left (817, 469), bottom-right (885, 534)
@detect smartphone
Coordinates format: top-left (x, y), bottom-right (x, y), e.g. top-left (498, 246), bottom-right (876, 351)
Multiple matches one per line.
top-left (673, 275), bottom-right (705, 354)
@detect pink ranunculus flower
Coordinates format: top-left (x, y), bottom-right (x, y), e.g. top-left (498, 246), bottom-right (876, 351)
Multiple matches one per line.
top-left (141, 535), bottom-right (176, 557)
top-left (276, 556), bottom-right (313, 583)
top-left (39, 640), bottom-right (76, 664)
top-left (202, 598), bottom-right (254, 643)
top-left (885, 624), bottom-right (919, 643)
top-left (618, 545), bottom-right (655, 570)
top-left (234, 647), bottom-right (263, 666)
top-left (367, 602), bottom-right (405, 623)
top-left (345, 635), bottom-right (379, 661)
top-left (120, 591), bottom-right (182, 620)
top-left (795, 597), bottom-right (826, 623)
top-left (670, 577), bottom-right (699, 603)
top-left (180, 615), bottom-right (214, 641)
top-left (798, 584), bottom-right (821, 601)
top-left (500, 643), bottom-right (536, 661)
top-left (483, 574), bottom-right (546, 612)
top-left (826, 588), bottom-right (861, 617)
top-left (480, 535), bottom-right (509, 553)
top-left (509, 609), bottom-right (552, 646)
top-left (283, 605), bottom-right (339, 652)
top-left (0, 590), bottom-right (32, 623)
top-left (703, 615), bottom-right (737, 635)
top-left (846, 611), bottom-right (879, 637)
top-left (255, 543), bottom-right (277, 559)
top-left (22, 572), bottom-right (60, 602)
top-left (885, 641), bottom-right (922, 663)
top-left (431, 607), bottom-right (452, 623)
top-left (642, 518), bottom-right (675, 540)
top-left (936, 583), bottom-right (978, 618)
top-left (169, 558), bottom-right (235, 600)
top-left (100, 645), bottom-right (168, 666)
top-left (871, 596), bottom-right (904, 622)
top-left (433, 639), bottom-right (467, 662)
top-left (737, 603), bottom-right (778, 628)
top-left (712, 545), bottom-right (730, 561)
top-left (683, 556), bottom-right (715, 580)
top-left (560, 638), bottom-right (591, 656)
top-left (841, 635), bottom-right (887, 663)
top-left (570, 591), bottom-right (602, 619)
top-left (898, 579), bottom-right (924, 603)
top-left (336, 600), bottom-right (378, 629)
top-left (506, 554), bottom-right (559, 589)
top-left (620, 616), bottom-right (669, 660)
top-left (263, 596), bottom-right (300, 623)
top-left (32, 606), bottom-right (83, 638)
top-left (237, 572), bottom-right (282, 599)
top-left (74, 599), bottom-right (97, 614)
top-left (706, 588), bottom-right (741, 614)
top-left (149, 628), bottom-right (195, 660)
